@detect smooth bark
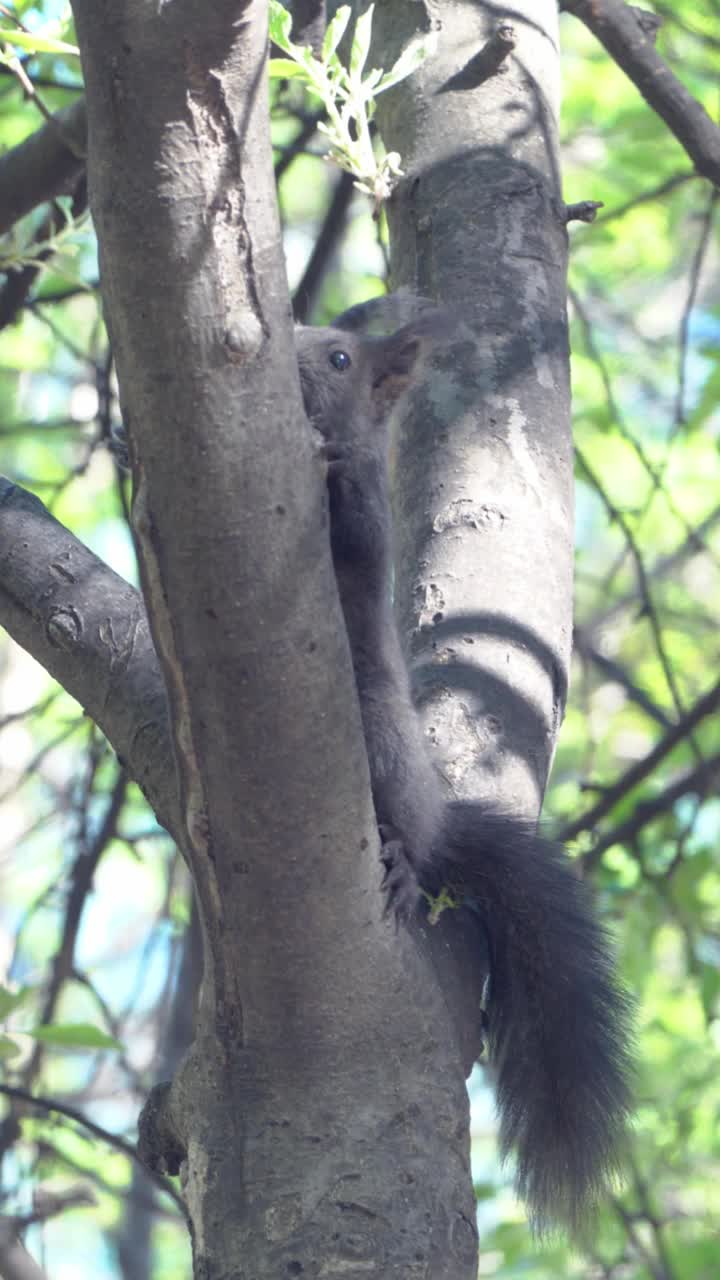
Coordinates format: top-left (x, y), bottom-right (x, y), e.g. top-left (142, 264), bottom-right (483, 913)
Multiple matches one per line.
top-left (373, 0), bottom-right (574, 820)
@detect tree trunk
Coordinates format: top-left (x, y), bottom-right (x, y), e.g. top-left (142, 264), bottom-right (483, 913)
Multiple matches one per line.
top-left (375, 0), bottom-right (573, 816)
top-left (65, 1), bottom-right (479, 1275)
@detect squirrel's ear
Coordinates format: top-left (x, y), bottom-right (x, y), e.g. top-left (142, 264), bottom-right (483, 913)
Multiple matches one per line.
top-left (331, 290), bottom-right (435, 334)
top-left (370, 332), bottom-right (422, 416)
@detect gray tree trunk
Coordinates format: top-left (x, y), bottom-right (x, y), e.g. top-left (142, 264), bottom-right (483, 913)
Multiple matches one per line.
top-left (375, 0), bottom-right (573, 815)
top-left (62, 0), bottom-right (478, 1276)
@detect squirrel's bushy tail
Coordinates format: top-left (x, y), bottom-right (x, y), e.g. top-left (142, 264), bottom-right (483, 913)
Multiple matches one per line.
top-left (433, 803), bottom-right (634, 1234)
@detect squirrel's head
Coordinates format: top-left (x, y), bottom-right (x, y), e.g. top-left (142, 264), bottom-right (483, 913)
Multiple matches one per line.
top-left (295, 295), bottom-right (449, 439)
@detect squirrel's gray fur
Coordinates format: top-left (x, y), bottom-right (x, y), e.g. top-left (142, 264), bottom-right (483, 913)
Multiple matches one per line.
top-left (296, 300), bottom-right (633, 1235)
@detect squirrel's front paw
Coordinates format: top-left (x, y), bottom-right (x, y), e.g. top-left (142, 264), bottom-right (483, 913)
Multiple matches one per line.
top-left (110, 423), bottom-right (130, 472)
top-left (315, 437), bottom-right (351, 479)
top-left (379, 826), bottom-right (421, 925)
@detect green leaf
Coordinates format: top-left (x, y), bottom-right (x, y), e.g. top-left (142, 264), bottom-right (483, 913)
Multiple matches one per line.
top-left (0, 28), bottom-right (79, 56)
top-left (0, 985), bottom-right (31, 1020)
top-left (268, 0), bottom-right (293, 52)
top-left (699, 963), bottom-right (720, 1022)
top-left (0, 1035), bottom-right (21, 1059)
top-left (323, 50), bottom-right (343, 81)
top-left (375, 28), bottom-right (438, 94)
top-left (268, 58), bottom-right (309, 81)
top-left (28, 1023), bottom-right (121, 1050)
top-left (322, 5), bottom-right (351, 62)
top-left (473, 1180), bottom-right (499, 1203)
top-left (349, 3), bottom-right (374, 82)
top-left (424, 885), bottom-right (461, 924)
top-left (298, 44), bottom-right (321, 76)
top-left (362, 66), bottom-right (384, 95)
top-left (268, 0), bottom-right (317, 80)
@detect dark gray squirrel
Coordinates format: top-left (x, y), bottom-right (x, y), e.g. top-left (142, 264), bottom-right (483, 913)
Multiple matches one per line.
top-left (295, 299), bottom-right (633, 1235)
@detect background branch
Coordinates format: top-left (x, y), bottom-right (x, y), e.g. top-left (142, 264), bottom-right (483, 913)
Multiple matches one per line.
top-left (562, 0), bottom-right (720, 185)
top-left (0, 478), bottom-right (177, 838)
top-left (582, 749), bottom-right (720, 869)
top-left (560, 676), bottom-right (720, 843)
top-left (0, 99), bottom-right (86, 236)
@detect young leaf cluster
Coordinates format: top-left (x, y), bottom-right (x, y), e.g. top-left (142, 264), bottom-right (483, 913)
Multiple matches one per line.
top-left (269, 2), bottom-right (436, 211)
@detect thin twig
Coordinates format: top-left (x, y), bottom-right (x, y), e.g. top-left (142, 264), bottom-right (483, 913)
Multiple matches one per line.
top-left (674, 187), bottom-right (718, 428)
top-left (560, 676), bottom-right (720, 843)
top-left (0, 1084), bottom-right (186, 1217)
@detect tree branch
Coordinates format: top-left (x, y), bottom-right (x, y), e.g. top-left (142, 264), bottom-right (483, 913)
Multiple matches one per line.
top-left (0, 1085), bottom-right (184, 1215)
top-left (560, 676), bottom-right (720, 844)
top-left (562, 0), bottom-right (720, 186)
top-left (292, 170), bottom-right (355, 322)
top-left (574, 627), bottom-right (673, 728)
top-left (0, 478), bottom-right (177, 840)
top-left (0, 1223), bottom-right (49, 1280)
top-left (23, 769), bottom-right (130, 1086)
top-left (582, 749), bottom-right (720, 869)
top-left (0, 99), bottom-right (86, 236)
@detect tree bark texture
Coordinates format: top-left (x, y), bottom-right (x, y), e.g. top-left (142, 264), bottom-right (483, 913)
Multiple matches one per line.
top-left (373, 0), bottom-right (573, 818)
top-left (0, 479), bottom-right (177, 837)
top-left (64, 2), bottom-right (477, 1276)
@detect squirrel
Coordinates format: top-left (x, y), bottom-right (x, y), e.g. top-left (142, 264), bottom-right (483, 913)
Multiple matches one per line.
top-left (295, 302), bottom-right (633, 1235)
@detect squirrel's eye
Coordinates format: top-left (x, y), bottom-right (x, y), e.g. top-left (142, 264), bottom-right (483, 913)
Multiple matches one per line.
top-left (329, 349), bottom-right (351, 372)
